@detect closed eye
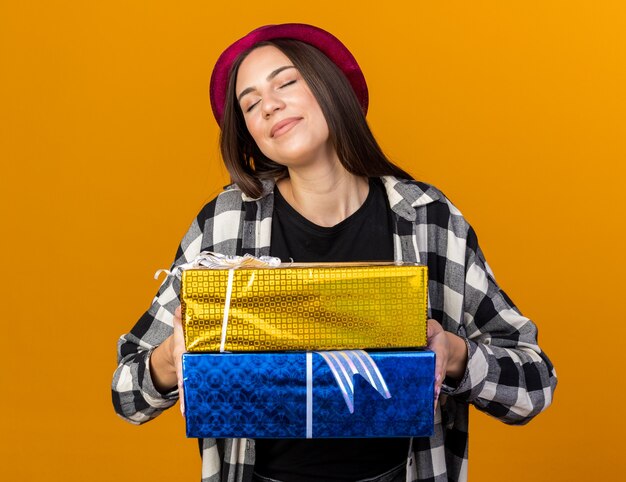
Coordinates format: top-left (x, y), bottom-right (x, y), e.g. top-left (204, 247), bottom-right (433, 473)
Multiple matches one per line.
top-left (244, 80), bottom-right (296, 112)
top-left (245, 100), bottom-right (260, 113)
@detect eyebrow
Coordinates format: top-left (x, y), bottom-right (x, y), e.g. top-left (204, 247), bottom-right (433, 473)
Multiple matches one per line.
top-left (237, 65), bottom-right (296, 103)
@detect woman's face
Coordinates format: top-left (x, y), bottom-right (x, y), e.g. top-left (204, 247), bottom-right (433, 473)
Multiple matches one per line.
top-left (235, 45), bottom-right (333, 168)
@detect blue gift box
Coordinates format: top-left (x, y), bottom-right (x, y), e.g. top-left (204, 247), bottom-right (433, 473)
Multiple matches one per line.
top-left (183, 350), bottom-right (435, 438)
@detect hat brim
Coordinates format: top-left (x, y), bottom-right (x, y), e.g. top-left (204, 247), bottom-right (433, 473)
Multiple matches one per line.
top-left (209, 23), bottom-right (368, 126)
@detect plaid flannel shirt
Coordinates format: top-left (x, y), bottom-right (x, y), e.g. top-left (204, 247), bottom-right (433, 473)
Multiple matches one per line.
top-left (112, 176), bottom-right (557, 482)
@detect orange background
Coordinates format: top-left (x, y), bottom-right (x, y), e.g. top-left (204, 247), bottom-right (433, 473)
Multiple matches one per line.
top-left (2, 1), bottom-right (624, 480)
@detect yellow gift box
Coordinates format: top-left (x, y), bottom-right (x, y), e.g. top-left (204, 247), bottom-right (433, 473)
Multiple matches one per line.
top-left (180, 262), bottom-right (428, 352)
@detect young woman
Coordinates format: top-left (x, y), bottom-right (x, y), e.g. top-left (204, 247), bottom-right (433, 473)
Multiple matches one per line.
top-left (112, 24), bottom-right (557, 482)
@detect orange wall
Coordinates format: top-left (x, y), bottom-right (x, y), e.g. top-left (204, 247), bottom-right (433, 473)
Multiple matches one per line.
top-left (2, 1), bottom-right (624, 480)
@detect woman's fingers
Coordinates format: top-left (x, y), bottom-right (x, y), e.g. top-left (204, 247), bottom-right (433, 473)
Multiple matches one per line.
top-left (427, 319), bottom-right (449, 409)
top-left (172, 305), bottom-right (186, 415)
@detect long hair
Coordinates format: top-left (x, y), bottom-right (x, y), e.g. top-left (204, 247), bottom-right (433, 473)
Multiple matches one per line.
top-left (220, 39), bottom-right (413, 199)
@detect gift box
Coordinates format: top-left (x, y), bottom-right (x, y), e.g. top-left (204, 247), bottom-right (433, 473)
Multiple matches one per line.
top-left (183, 350), bottom-right (435, 438)
top-left (181, 262), bottom-right (428, 352)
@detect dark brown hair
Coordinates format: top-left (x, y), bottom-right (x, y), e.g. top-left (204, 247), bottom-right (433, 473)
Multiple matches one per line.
top-left (220, 39), bottom-right (413, 199)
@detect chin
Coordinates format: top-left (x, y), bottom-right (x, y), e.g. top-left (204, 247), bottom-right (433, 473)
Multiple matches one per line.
top-left (265, 141), bottom-right (331, 168)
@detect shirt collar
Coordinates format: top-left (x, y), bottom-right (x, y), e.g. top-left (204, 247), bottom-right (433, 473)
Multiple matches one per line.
top-left (238, 179), bottom-right (275, 202)
top-left (380, 176), bottom-right (441, 221)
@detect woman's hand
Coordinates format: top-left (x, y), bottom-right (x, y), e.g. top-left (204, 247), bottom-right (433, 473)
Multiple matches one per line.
top-left (171, 306), bottom-right (186, 414)
top-left (427, 319), bottom-right (449, 407)
top-left (427, 319), bottom-right (468, 408)
top-left (149, 305), bottom-right (186, 414)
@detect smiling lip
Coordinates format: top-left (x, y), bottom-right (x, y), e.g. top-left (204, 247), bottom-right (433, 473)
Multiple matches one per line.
top-left (270, 117), bottom-right (302, 138)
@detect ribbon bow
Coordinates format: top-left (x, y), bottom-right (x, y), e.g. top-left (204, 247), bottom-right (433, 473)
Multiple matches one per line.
top-left (154, 251), bottom-right (282, 280)
top-left (306, 350), bottom-right (392, 438)
top-left (155, 252), bottom-right (282, 352)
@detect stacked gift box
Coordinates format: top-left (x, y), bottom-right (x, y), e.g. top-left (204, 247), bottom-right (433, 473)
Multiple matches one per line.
top-left (179, 258), bottom-right (435, 439)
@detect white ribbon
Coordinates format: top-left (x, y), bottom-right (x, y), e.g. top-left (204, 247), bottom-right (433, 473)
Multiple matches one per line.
top-left (220, 268), bottom-right (235, 353)
top-left (306, 353), bottom-right (313, 438)
top-left (305, 350), bottom-right (391, 438)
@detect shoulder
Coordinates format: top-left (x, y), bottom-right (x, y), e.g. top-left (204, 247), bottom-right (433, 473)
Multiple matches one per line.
top-left (196, 183), bottom-right (243, 217)
top-left (176, 185), bottom-right (247, 252)
top-left (195, 180), bottom-right (276, 223)
top-left (191, 183), bottom-right (257, 231)
top-left (185, 182), bottom-right (274, 256)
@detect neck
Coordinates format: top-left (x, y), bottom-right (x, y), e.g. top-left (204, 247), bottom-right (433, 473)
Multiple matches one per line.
top-left (277, 162), bottom-right (369, 227)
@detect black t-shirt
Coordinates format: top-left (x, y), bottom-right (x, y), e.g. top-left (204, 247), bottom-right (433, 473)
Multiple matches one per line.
top-left (255, 178), bottom-right (408, 481)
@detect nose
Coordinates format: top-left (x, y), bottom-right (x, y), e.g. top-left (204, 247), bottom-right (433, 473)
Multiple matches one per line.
top-left (261, 93), bottom-right (285, 119)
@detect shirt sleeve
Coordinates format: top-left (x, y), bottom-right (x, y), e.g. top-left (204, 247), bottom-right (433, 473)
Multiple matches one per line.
top-left (441, 224), bottom-right (557, 425)
top-left (111, 204), bottom-right (211, 424)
